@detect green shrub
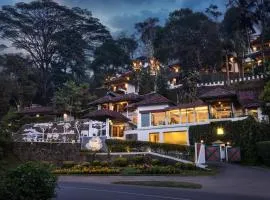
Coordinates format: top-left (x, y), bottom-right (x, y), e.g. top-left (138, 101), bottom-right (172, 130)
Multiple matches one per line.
top-left (151, 159), bottom-right (160, 166)
top-left (81, 162), bottom-right (90, 167)
top-left (62, 161), bottom-right (76, 168)
top-left (113, 157), bottom-right (128, 167)
top-left (92, 160), bottom-right (101, 166)
top-left (257, 141), bottom-right (270, 166)
top-left (121, 167), bottom-right (140, 175)
top-left (0, 147), bottom-right (3, 160)
top-left (0, 162), bottom-right (57, 200)
top-left (106, 139), bottom-right (191, 153)
top-left (132, 156), bottom-right (144, 165)
top-left (100, 161), bottom-right (109, 167)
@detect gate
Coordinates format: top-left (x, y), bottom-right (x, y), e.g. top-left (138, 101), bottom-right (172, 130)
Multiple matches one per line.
top-left (205, 146), bottom-right (221, 162)
top-left (227, 147), bottom-right (241, 162)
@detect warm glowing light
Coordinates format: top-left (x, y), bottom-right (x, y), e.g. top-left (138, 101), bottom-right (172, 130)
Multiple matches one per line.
top-left (113, 86), bottom-right (116, 91)
top-left (218, 101), bottom-right (221, 105)
top-left (36, 114), bottom-right (40, 118)
top-left (126, 77), bottom-right (130, 80)
top-left (175, 68), bottom-right (179, 73)
top-left (252, 46), bottom-right (257, 51)
top-left (132, 60), bottom-right (142, 72)
top-left (258, 60), bottom-right (262, 64)
top-left (217, 127), bottom-right (224, 135)
top-left (200, 140), bottom-right (204, 143)
top-left (227, 142), bottom-right (230, 145)
top-left (63, 113), bottom-right (68, 120)
top-left (230, 57), bottom-right (234, 62)
top-left (125, 83), bottom-right (128, 88)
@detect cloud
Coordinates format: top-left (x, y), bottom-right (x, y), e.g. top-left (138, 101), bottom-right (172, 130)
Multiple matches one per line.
top-left (0, 0), bottom-right (226, 36)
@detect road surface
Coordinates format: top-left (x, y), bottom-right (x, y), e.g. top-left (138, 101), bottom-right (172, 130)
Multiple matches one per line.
top-left (55, 181), bottom-right (268, 200)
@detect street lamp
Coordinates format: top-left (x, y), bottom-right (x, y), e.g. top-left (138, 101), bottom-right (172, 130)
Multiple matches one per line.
top-left (132, 60), bottom-right (142, 93)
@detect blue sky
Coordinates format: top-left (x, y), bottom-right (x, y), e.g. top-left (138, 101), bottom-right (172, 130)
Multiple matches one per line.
top-left (0, 0), bottom-right (226, 35)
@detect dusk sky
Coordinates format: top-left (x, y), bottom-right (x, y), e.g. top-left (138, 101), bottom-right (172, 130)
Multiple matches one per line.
top-left (0, 0), bottom-right (226, 35)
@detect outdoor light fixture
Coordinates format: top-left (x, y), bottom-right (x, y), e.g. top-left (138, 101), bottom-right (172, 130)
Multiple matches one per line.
top-left (132, 60), bottom-right (142, 72)
top-left (217, 127), bottom-right (224, 135)
top-left (227, 142), bottom-right (230, 145)
top-left (252, 46), bottom-right (257, 51)
top-left (36, 114), bottom-right (40, 118)
top-left (63, 113), bottom-right (68, 120)
top-left (200, 140), bottom-right (204, 143)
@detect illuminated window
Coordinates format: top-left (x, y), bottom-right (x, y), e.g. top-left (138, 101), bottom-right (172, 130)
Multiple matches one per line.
top-left (163, 131), bottom-right (187, 145)
top-left (151, 112), bottom-right (166, 126)
top-left (211, 102), bottom-right (232, 119)
top-left (181, 109), bottom-right (195, 123)
top-left (112, 125), bottom-right (124, 137)
top-left (195, 107), bottom-right (208, 122)
top-left (168, 110), bottom-right (180, 124)
top-left (149, 133), bottom-right (159, 143)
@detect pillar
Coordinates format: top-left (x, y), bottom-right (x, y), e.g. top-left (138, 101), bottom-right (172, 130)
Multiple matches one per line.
top-left (105, 118), bottom-right (110, 138)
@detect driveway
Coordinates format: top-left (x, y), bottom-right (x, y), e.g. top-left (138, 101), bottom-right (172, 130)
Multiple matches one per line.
top-left (58, 163), bottom-right (270, 199)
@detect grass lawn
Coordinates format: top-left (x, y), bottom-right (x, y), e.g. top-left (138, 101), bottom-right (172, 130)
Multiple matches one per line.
top-left (113, 181), bottom-right (202, 189)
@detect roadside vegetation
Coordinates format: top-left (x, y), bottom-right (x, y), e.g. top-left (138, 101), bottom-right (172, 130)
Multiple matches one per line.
top-left (52, 156), bottom-right (217, 176)
top-left (0, 162), bottom-right (57, 200)
top-left (113, 181), bottom-right (202, 189)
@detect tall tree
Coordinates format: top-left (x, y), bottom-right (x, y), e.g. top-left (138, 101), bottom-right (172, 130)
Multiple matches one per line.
top-left (155, 9), bottom-right (222, 71)
top-left (53, 81), bottom-right (95, 118)
top-left (1, 54), bottom-right (37, 109)
top-left (135, 17), bottom-right (159, 58)
top-left (0, 0), bottom-right (111, 103)
top-left (116, 33), bottom-right (138, 59)
top-left (91, 40), bottom-right (131, 87)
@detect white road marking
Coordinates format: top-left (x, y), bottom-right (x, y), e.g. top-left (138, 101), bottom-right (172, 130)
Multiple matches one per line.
top-left (61, 186), bottom-right (192, 200)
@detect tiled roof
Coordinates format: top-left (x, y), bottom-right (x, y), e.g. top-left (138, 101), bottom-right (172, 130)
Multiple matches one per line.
top-left (200, 87), bottom-right (236, 99)
top-left (133, 93), bottom-right (174, 107)
top-left (89, 92), bottom-right (120, 105)
top-left (105, 71), bottom-right (134, 84)
top-left (17, 106), bottom-right (54, 115)
top-left (89, 93), bottom-right (142, 105)
top-left (237, 91), bottom-right (261, 108)
top-left (170, 100), bottom-right (207, 110)
top-left (83, 109), bottom-right (130, 122)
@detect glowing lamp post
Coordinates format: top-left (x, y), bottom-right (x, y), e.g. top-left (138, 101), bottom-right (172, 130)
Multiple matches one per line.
top-left (132, 60), bottom-right (142, 93)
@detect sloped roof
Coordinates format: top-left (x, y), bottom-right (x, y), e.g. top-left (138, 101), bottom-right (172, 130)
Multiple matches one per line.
top-left (200, 88), bottom-right (236, 99)
top-left (17, 106), bottom-right (54, 115)
top-left (132, 93), bottom-right (174, 107)
top-left (89, 93), bottom-right (142, 105)
top-left (88, 92), bottom-right (120, 105)
top-left (169, 100), bottom-right (207, 110)
top-left (83, 109), bottom-right (130, 122)
top-left (237, 91), bottom-right (261, 108)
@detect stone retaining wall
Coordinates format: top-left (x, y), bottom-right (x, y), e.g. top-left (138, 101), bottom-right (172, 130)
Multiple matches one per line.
top-left (13, 142), bottom-right (82, 163)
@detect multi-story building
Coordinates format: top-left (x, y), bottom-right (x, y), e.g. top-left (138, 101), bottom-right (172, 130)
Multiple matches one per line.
top-left (86, 82), bottom-right (266, 145)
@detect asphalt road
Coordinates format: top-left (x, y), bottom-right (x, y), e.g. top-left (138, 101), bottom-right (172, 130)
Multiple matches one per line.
top-left (55, 181), bottom-right (269, 200)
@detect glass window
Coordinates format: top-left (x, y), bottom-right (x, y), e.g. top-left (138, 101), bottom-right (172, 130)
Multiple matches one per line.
top-left (181, 109), bottom-right (195, 123)
top-left (195, 107), bottom-right (208, 122)
top-left (181, 109), bottom-right (187, 124)
top-left (168, 110), bottom-right (180, 125)
top-left (211, 101), bottom-right (232, 119)
top-left (149, 133), bottom-right (159, 143)
top-left (112, 126), bottom-right (124, 137)
top-left (151, 112), bottom-right (166, 126)
top-left (141, 113), bottom-right (150, 127)
top-left (163, 131), bottom-right (188, 145)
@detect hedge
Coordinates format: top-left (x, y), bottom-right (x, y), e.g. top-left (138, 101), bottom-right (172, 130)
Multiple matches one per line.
top-left (105, 139), bottom-right (193, 154)
top-left (257, 141), bottom-right (270, 166)
top-left (189, 117), bottom-right (270, 163)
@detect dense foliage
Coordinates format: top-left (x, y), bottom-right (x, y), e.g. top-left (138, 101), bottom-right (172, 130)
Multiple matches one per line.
top-left (0, 162), bottom-right (57, 200)
top-left (256, 141), bottom-right (270, 166)
top-left (189, 117), bottom-right (270, 163)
